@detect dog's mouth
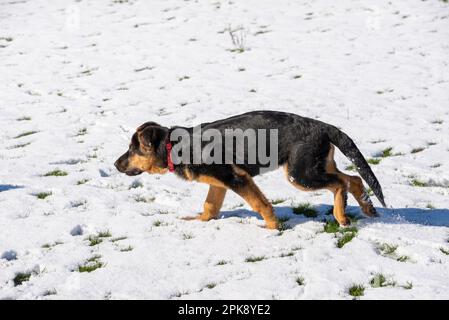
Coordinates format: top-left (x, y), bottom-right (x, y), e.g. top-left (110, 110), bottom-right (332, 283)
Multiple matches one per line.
top-left (125, 169), bottom-right (143, 176)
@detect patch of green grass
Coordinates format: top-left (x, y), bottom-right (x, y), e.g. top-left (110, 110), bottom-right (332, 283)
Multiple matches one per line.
top-left (98, 230), bottom-right (111, 238)
top-left (426, 203), bottom-right (435, 209)
top-left (411, 179), bottom-right (428, 187)
top-left (431, 119), bottom-right (443, 124)
top-left (182, 233), bottom-right (194, 240)
top-left (431, 163), bottom-right (441, 168)
top-left (245, 256), bottom-right (265, 263)
top-left (411, 147), bottom-right (425, 154)
top-left (367, 158), bottom-right (381, 165)
top-left (439, 247), bottom-right (449, 255)
top-left (120, 245), bottom-right (133, 252)
top-left (378, 243), bottom-right (398, 255)
top-left (324, 220), bottom-right (340, 233)
top-left (134, 195), bottom-right (155, 203)
top-left (292, 203), bottom-right (318, 218)
top-left (254, 29), bottom-right (271, 36)
top-left (337, 231), bottom-right (357, 248)
top-left (345, 164), bottom-right (357, 171)
top-left (41, 241), bottom-right (62, 249)
top-left (271, 199), bottom-right (285, 205)
top-left (86, 235), bottom-right (103, 246)
top-left (36, 191), bottom-right (52, 199)
top-left (86, 254), bottom-right (102, 263)
top-left (14, 131), bottom-right (38, 139)
top-left (296, 276), bottom-right (305, 286)
top-left (71, 200), bottom-right (86, 208)
top-left (9, 142), bottom-right (31, 149)
top-left (216, 260), bottom-right (229, 266)
top-left (205, 283), bottom-right (216, 289)
top-left (178, 75), bottom-right (190, 81)
top-left (76, 179), bottom-right (89, 185)
top-left (293, 74), bottom-right (302, 79)
top-left (153, 220), bottom-right (165, 227)
top-left (370, 273), bottom-right (386, 288)
top-left (277, 216), bottom-right (291, 231)
top-left (370, 274), bottom-right (396, 288)
top-left (17, 116), bottom-right (31, 121)
top-left (43, 289), bottom-right (57, 296)
top-left (348, 284), bottom-right (365, 297)
top-left (279, 252), bottom-right (294, 258)
top-left (380, 147), bottom-right (394, 158)
top-left (76, 128), bottom-right (87, 136)
top-left (111, 236), bottom-right (127, 242)
top-left (77, 259), bottom-right (104, 273)
top-left (13, 272), bottom-right (32, 286)
top-left (44, 169), bottom-right (68, 177)
top-left (129, 180), bottom-right (144, 189)
top-left (396, 255), bottom-right (410, 262)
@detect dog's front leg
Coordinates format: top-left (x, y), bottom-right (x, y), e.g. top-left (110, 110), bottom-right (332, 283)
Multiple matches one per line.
top-left (183, 185), bottom-right (227, 221)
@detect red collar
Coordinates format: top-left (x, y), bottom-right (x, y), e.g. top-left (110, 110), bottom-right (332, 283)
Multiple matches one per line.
top-left (165, 139), bottom-right (175, 173)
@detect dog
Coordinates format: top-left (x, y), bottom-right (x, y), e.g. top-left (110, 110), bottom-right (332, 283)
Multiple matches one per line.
top-left (115, 110), bottom-right (386, 229)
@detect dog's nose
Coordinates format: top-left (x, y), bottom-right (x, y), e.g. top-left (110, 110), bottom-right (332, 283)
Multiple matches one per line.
top-left (114, 160), bottom-right (124, 172)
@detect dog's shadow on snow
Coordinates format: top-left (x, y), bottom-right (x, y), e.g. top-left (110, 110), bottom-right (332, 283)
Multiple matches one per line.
top-left (219, 205), bottom-right (449, 228)
top-left (0, 184), bottom-right (24, 193)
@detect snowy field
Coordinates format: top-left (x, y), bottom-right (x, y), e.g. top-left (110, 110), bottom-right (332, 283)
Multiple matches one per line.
top-left (1, 0), bottom-right (449, 300)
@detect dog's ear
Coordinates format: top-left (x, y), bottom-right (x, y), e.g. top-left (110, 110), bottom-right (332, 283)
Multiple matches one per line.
top-left (136, 121), bottom-right (161, 132)
top-left (137, 126), bottom-right (167, 150)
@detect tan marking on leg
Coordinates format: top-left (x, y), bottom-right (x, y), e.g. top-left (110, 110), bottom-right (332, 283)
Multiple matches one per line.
top-left (200, 185), bottom-right (227, 221)
top-left (328, 185), bottom-right (350, 226)
top-left (183, 185), bottom-right (227, 222)
top-left (325, 145), bottom-right (377, 217)
top-left (231, 168), bottom-right (278, 229)
top-left (184, 168), bottom-right (193, 180)
top-left (196, 175), bottom-right (227, 188)
top-left (338, 173), bottom-right (377, 217)
top-left (325, 145), bottom-right (338, 173)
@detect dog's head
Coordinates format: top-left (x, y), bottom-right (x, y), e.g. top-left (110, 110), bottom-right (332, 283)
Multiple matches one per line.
top-left (114, 122), bottom-right (169, 176)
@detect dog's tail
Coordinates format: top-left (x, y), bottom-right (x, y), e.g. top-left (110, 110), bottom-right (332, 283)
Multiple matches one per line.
top-left (325, 124), bottom-right (386, 207)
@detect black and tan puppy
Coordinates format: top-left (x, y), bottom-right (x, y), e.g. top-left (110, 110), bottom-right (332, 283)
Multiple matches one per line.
top-left (115, 111), bottom-right (386, 229)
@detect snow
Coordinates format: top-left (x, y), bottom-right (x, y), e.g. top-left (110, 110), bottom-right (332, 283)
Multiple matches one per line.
top-left (1, 0), bottom-right (449, 299)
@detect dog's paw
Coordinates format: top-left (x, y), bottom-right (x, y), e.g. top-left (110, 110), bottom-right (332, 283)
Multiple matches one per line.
top-left (362, 204), bottom-right (378, 217)
top-left (182, 214), bottom-right (214, 222)
top-left (181, 215), bottom-right (201, 221)
top-left (338, 217), bottom-right (351, 227)
top-left (264, 220), bottom-right (280, 230)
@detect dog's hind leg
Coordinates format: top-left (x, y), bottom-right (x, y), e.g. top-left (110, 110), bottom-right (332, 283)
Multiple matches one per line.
top-left (326, 145), bottom-right (377, 217)
top-left (284, 142), bottom-right (350, 226)
top-left (337, 173), bottom-right (377, 217)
